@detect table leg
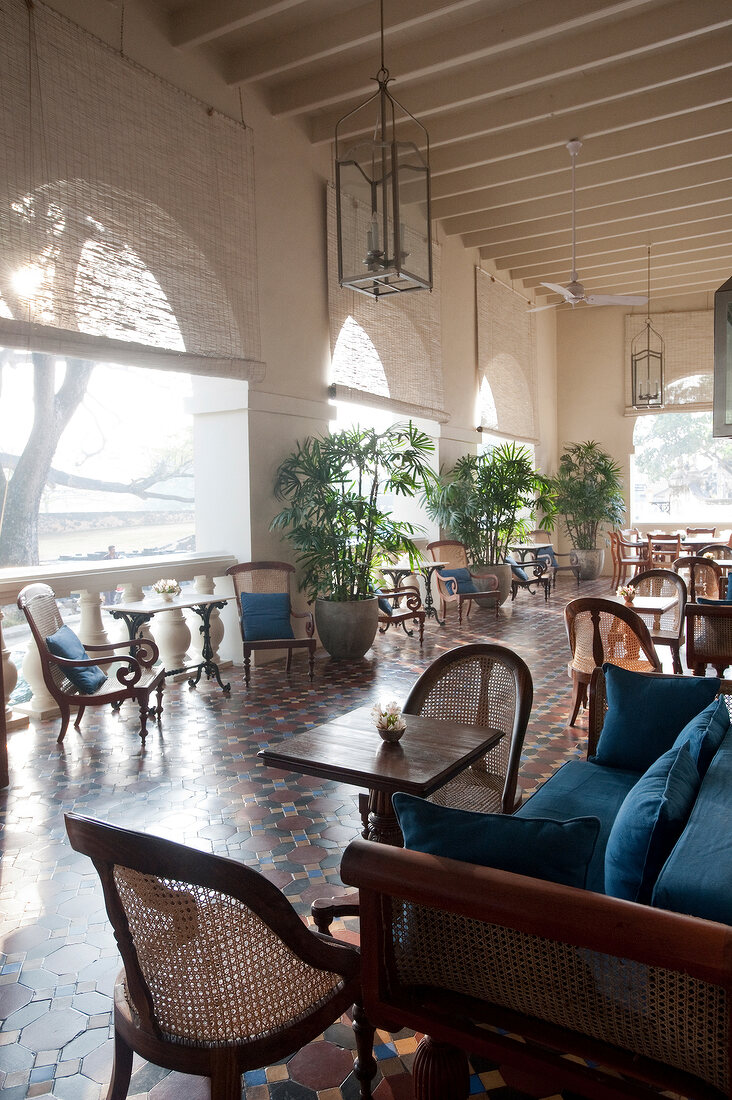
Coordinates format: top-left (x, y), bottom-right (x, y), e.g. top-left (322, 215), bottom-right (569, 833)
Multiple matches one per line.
top-left (366, 788), bottom-right (403, 846)
top-left (110, 610), bottom-right (153, 641)
top-left (421, 566), bottom-right (444, 624)
top-left (187, 602), bottom-right (230, 692)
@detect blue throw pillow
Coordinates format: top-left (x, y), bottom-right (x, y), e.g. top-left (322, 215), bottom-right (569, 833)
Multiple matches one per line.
top-left (592, 665), bottom-right (720, 773)
top-left (505, 553), bottom-right (529, 582)
top-left (604, 743), bottom-right (700, 904)
top-left (537, 547), bottom-right (558, 568)
top-left (240, 592), bottom-right (295, 641)
top-left (438, 567), bottom-right (477, 595)
top-left (392, 792), bottom-right (600, 890)
top-left (45, 625), bottom-right (107, 694)
top-left (374, 589), bottom-right (393, 616)
top-left (672, 697), bottom-right (730, 777)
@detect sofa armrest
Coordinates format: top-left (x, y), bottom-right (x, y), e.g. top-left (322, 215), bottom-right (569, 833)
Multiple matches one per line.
top-left (342, 838), bottom-right (732, 1099)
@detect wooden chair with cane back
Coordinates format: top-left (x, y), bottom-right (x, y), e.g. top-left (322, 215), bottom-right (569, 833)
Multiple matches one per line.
top-left (376, 585), bottom-right (425, 646)
top-left (673, 556), bottom-right (724, 602)
top-left (64, 813), bottom-right (376, 1100)
top-left (225, 561), bottom-right (315, 687)
top-left (685, 602), bottom-right (732, 677)
top-left (627, 568), bottom-right (687, 675)
top-left (564, 597), bottom-right (661, 727)
top-left (18, 583), bottom-right (164, 743)
top-left (426, 540), bottom-right (499, 622)
top-left (402, 643), bottom-right (533, 815)
top-left (646, 533), bottom-right (682, 569)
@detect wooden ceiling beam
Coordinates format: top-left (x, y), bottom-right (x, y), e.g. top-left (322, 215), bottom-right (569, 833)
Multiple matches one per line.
top-left (521, 245), bottom-right (732, 288)
top-left (169, 0), bottom-right (310, 49)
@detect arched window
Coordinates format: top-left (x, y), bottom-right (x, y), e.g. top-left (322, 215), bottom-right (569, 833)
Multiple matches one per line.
top-left (331, 316), bottom-right (389, 397)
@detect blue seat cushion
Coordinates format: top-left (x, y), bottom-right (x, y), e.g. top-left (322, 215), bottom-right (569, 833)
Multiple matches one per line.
top-left (392, 792), bottom-right (600, 890)
top-left (604, 743), bottom-right (700, 905)
top-left (516, 758), bottom-right (640, 893)
top-left (652, 724), bottom-right (732, 922)
top-left (438, 567), bottom-right (477, 595)
top-left (505, 553), bottom-right (529, 582)
top-left (240, 592), bottom-right (295, 641)
top-left (697, 596), bottom-right (732, 604)
top-left (592, 664), bottom-right (720, 773)
top-left (45, 625), bottom-right (107, 694)
top-left (537, 547), bottom-right (558, 568)
top-left (672, 697), bottom-right (730, 777)
top-left (728, 573), bottom-right (732, 600)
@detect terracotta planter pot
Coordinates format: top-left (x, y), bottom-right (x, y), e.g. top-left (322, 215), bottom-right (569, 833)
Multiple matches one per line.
top-left (315, 596), bottom-right (379, 660)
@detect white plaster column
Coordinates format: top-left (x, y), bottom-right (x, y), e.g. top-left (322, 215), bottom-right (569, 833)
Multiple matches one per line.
top-left (1, 612), bottom-right (29, 732)
top-left (18, 640), bottom-right (59, 720)
top-left (152, 608), bottom-right (192, 681)
top-left (77, 589), bottom-right (110, 648)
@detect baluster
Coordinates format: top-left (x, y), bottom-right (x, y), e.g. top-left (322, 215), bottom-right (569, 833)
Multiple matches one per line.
top-left (1, 610), bottom-right (30, 733)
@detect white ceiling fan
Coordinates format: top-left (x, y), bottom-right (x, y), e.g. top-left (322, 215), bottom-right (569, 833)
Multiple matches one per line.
top-left (530, 140), bottom-right (648, 312)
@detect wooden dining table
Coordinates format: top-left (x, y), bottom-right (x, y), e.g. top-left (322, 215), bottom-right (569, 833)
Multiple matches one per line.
top-left (259, 705), bottom-right (503, 846)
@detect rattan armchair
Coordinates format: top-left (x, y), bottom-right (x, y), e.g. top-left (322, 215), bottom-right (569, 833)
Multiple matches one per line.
top-left (673, 555), bottom-right (724, 602)
top-left (627, 568), bottom-right (687, 674)
top-left (699, 543), bottom-right (732, 559)
top-left (426, 540), bottom-right (499, 622)
top-left (64, 813), bottom-right (376, 1100)
top-left (685, 602), bottom-right (732, 677)
top-left (402, 643), bottom-right (533, 814)
top-left (564, 597), bottom-right (661, 726)
top-left (18, 583), bottom-right (164, 743)
top-left (377, 585), bottom-right (425, 646)
top-left (225, 561), bottom-right (315, 687)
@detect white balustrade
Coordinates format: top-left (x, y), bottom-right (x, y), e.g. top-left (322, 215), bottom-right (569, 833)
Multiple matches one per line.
top-left (1, 609), bottom-right (29, 732)
top-left (152, 607), bottom-right (192, 681)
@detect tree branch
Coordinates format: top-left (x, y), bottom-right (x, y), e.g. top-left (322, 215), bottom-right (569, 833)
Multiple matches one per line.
top-left (0, 453), bottom-right (193, 504)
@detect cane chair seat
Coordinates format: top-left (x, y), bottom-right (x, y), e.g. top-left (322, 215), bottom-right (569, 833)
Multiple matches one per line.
top-left (226, 561), bottom-right (316, 687)
top-left (64, 813), bottom-right (376, 1100)
top-left (627, 569), bottom-right (687, 674)
top-left (18, 582), bottom-right (164, 743)
top-left (674, 556), bottom-right (723, 602)
top-left (564, 597), bottom-right (661, 726)
top-left (402, 643), bottom-right (532, 815)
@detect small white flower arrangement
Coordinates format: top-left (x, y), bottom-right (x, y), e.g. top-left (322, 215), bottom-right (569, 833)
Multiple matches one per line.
top-left (371, 699), bottom-right (406, 741)
top-left (152, 578), bottom-right (181, 596)
top-left (616, 584), bottom-right (635, 603)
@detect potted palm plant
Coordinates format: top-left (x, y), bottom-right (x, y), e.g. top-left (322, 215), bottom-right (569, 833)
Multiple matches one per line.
top-left (271, 422), bottom-right (436, 659)
top-left (551, 440), bottom-right (626, 580)
top-left (424, 442), bottom-right (556, 605)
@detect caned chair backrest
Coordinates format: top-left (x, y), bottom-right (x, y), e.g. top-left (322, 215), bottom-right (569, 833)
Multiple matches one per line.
top-left (564, 597), bottom-right (661, 677)
top-left (673, 556), bottom-right (722, 602)
top-left (699, 544), bottom-right (732, 560)
top-left (426, 540), bottom-right (469, 570)
top-left (227, 561), bottom-right (294, 600)
top-left (18, 583), bottom-right (75, 695)
top-left (686, 604), bottom-right (732, 677)
top-left (628, 569), bottom-right (687, 639)
top-left (403, 643), bottom-right (533, 814)
top-left (64, 813), bottom-right (356, 1046)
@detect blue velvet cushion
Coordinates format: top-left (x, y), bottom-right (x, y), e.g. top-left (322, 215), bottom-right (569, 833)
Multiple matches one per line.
top-left (537, 547), bottom-right (558, 568)
top-left (505, 553), bottom-right (529, 582)
top-left (604, 742), bottom-right (700, 904)
top-left (240, 592), bottom-right (295, 641)
top-left (672, 697), bottom-right (730, 777)
top-left (45, 625), bottom-right (107, 694)
top-left (438, 567), bottom-right (477, 595)
top-left (392, 792), bottom-right (600, 889)
top-left (697, 596), bottom-right (732, 605)
top-left (376, 590), bottom-right (393, 616)
top-left (728, 573), bottom-right (732, 600)
top-left (592, 664), bottom-right (720, 773)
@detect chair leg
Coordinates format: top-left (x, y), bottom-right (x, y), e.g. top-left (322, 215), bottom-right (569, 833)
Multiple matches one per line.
top-left (243, 649), bottom-right (252, 688)
top-left (156, 680), bottom-right (164, 718)
top-left (286, 647), bottom-right (293, 672)
top-left (418, 616), bottom-right (424, 646)
top-left (57, 703), bottom-right (71, 743)
top-left (352, 1000), bottom-right (377, 1100)
top-left (74, 705), bottom-right (85, 730)
top-left (671, 643), bottom-right (683, 675)
top-left (137, 694), bottom-right (150, 741)
top-left (457, 600), bottom-right (463, 626)
top-left (308, 642), bottom-right (315, 681)
top-left (209, 1050), bottom-right (242, 1100)
top-left (568, 672), bottom-right (587, 727)
top-left (105, 1025), bottom-right (133, 1100)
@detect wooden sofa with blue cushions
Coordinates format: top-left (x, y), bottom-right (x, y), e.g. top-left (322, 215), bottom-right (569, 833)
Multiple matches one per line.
top-left (342, 666), bottom-right (732, 1100)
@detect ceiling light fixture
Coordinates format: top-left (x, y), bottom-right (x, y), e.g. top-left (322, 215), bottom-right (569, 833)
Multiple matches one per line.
top-left (334, 0), bottom-right (432, 299)
top-left (631, 246), bottom-right (664, 409)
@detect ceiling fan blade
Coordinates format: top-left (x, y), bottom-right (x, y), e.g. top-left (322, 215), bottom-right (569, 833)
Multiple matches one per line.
top-left (585, 293), bottom-right (648, 306)
top-left (541, 282), bottom-right (571, 297)
top-left (528, 302), bottom-right (558, 312)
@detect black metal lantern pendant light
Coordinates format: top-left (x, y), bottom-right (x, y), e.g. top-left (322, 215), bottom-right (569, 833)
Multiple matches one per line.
top-left (631, 246), bottom-right (665, 409)
top-left (334, 0), bottom-right (432, 299)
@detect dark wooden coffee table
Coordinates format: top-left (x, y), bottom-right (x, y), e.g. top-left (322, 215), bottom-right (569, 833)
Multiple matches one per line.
top-left (258, 706), bottom-right (503, 845)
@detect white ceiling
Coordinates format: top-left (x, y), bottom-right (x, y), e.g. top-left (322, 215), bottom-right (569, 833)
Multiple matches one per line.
top-left (155, 0), bottom-right (732, 306)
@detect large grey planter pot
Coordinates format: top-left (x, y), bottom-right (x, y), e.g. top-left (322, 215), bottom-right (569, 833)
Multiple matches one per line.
top-left (315, 596), bottom-right (379, 660)
top-left (473, 563), bottom-right (512, 606)
top-left (573, 548), bottom-right (605, 581)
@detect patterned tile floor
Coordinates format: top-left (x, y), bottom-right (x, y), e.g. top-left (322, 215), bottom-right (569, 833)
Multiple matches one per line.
top-left (0, 577), bottom-right (678, 1100)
